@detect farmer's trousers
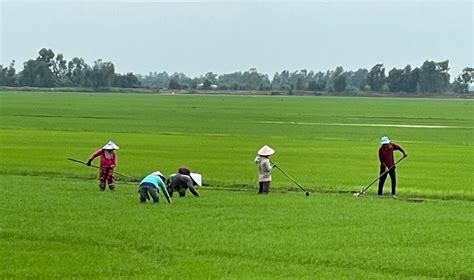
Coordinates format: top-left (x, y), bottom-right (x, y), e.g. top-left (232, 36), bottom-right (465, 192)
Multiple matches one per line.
top-left (139, 184), bottom-right (159, 203)
top-left (99, 168), bottom-right (115, 191)
top-left (258, 181), bottom-right (270, 194)
top-left (378, 167), bottom-right (396, 195)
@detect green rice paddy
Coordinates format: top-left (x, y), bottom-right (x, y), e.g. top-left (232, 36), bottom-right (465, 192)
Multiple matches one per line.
top-left (0, 92), bottom-right (473, 278)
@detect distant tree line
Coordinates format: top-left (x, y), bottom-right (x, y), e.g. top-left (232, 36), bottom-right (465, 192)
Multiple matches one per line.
top-left (0, 48), bottom-right (140, 88)
top-left (141, 63), bottom-right (472, 94)
top-left (1, 48), bottom-right (472, 94)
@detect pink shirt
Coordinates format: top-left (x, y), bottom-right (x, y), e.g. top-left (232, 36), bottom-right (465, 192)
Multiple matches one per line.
top-left (90, 149), bottom-right (116, 168)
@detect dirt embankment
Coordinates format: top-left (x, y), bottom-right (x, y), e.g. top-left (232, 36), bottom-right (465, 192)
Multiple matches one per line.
top-left (1, 86), bottom-right (473, 99)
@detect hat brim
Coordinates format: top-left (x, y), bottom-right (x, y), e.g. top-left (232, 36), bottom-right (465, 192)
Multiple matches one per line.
top-left (152, 171), bottom-right (165, 181)
top-left (102, 141), bottom-right (119, 150)
top-left (190, 173), bottom-right (202, 186)
top-left (257, 145), bottom-right (275, 156)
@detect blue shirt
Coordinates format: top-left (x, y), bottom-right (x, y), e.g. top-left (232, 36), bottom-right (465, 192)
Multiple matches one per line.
top-left (140, 174), bottom-right (170, 198)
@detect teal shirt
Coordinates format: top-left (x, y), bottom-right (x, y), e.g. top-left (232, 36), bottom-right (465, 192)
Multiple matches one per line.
top-left (140, 174), bottom-right (170, 198)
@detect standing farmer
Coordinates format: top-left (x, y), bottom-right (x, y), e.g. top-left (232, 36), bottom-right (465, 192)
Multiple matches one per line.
top-left (87, 141), bottom-right (119, 191)
top-left (139, 171), bottom-right (172, 204)
top-left (378, 136), bottom-right (407, 196)
top-left (255, 145), bottom-right (275, 194)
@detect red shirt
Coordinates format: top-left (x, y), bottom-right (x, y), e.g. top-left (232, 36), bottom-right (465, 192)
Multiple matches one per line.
top-left (378, 143), bottom-right (403, 168)
top-left (90, 149), bottom-right (116, 168)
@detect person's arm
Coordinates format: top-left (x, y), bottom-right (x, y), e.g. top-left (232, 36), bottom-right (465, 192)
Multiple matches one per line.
top-left (185, 177), bottom-right (199, 197)
top-left (159, 182), bottom-right (172, 204)
top-left (189, 186), bottom-right (199, 197)
top-left (165, 177), bottom-right (174, 197)
top-left (392, 143), bottom-right (407, 157)
top-left (87, 150), bottom-right (101, 166)
top-left (254, 156), bottom-right (260, 164)
top-left (188, 179), bottom-right (199, 197)
top-left (110, 153), bottom-right (116, 169)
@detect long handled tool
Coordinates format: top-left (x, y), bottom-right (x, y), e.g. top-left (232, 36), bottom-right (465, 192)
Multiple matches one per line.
top-left (271, 161), bottom-right (310, 196)
top-left (67, 157), bottom-right (139, 181)
top-left (68, 157), bottom-right (149, 199)
top-left (354, 156), bottom-right (406, 197)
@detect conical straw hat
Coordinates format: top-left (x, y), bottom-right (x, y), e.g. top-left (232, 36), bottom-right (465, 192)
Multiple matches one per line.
top-left (152, 171), bottom-right (165, 181)
top-left (190, 173), bottom-right (202, 186)
top-left (102, 141), bottom-right (120, 150)
top-left (257, 145), bottom-right (275, 156)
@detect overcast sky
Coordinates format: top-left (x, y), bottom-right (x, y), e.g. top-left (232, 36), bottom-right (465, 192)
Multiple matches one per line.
top-left (1, 0), bottom-right (472, 78)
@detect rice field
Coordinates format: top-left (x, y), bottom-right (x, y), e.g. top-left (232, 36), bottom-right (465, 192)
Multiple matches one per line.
top-left (0, 91), bottom-right (473, 278)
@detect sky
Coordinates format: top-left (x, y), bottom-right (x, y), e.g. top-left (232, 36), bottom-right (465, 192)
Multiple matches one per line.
top-left (0, 0), bottom-right (472, 78)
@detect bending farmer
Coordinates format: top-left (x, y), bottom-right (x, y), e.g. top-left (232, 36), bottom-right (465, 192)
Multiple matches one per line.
top-left (166, 167), bottom-right (200, 197)
top-left (87, 141), bottom-right (119, 191)
top-left (138, 171), bottom-right (172, 204)
top-left (378, 136), bottom-right (407, 196)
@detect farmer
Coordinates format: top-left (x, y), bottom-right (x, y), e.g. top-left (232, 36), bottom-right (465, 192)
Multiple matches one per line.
top-left (254, 145), bottom-right (275, 194)
top-left (166, 167), bottom-right (200, 197)
top-left (378, 136), bottom-right (407, 196)
top-left (87, 141), bottom-right (119, 191)
top-left (138, 171), bottom-right (172, 204)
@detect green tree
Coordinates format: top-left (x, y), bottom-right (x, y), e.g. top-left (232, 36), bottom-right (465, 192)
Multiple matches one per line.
top-left (52, 53), bottom-right (68, 85)
top-left (452, 67), bottom-right (473, 93)
top-left (113, 72), bottom-right (140, 88)
top-left (407, 67), bottom-right (420, 93)
top-left (155, 72), bottom-right (170, 88)
top-left (0, 60), bottom-right (17, 86)
top-left (332, 66), bottom-right (347, 92)
top-left (436, 60), bottom-right (450, 92)
top-left (90, 59), bottom-right (115, 88)
top-left (202, 79), bottom-right (211, 90)
top-left (346, 68), bottom-right (368, 91)
top-left (419, 60), bottom-right (450, 93)
top-left (169, 77), bottom-right (182, 89)
top-left (19, 48), bottom-right (58, 87)
top-left (67, 57), bottom-right (90, 86)
top-left (308, 79), bottom-right (326, 91)
top-left (367, 64), bottom-right (386, 91)
top-left (271, 72), bottom-right (282, 89)
top-left (296, 78), bottom-right (303, 90)
top-left (191, 78), bottom-right (198, 90)
top-left (387, 68), bottom-right (403, 92)
top-left (241, 68), bottom-right (270, 90)
top-left (204, 72), bottom-right (218, 84)
top-left (37, 48), bottom-right (56, 87)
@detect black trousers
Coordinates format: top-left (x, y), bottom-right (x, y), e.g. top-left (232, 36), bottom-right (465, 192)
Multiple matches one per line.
top-left (139, 184), bottom-right (159, 203)
top-left (258, 181), bottom-right (270, 194)
top-left (378, 167), bottom-right (396, 195)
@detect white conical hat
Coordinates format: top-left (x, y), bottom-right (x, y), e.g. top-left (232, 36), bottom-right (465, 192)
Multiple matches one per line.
top-left (380, 136), bottom-right (391, 144)
top-left (257, 145), bottom-right (275, 156)
top-left (102, 141), bottom-right (119, 150)
top-left (152, 171), bottom-right (165, 180)
top-left (190, 173), bottom-right (202, 186)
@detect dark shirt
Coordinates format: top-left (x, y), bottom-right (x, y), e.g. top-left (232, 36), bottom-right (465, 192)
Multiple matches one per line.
top-left (168, 173), bottom-right (194, 191)
top-left (378, 143), bottom-right (404, 168)
top-left (167, 173), bottom-right (199, 197)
